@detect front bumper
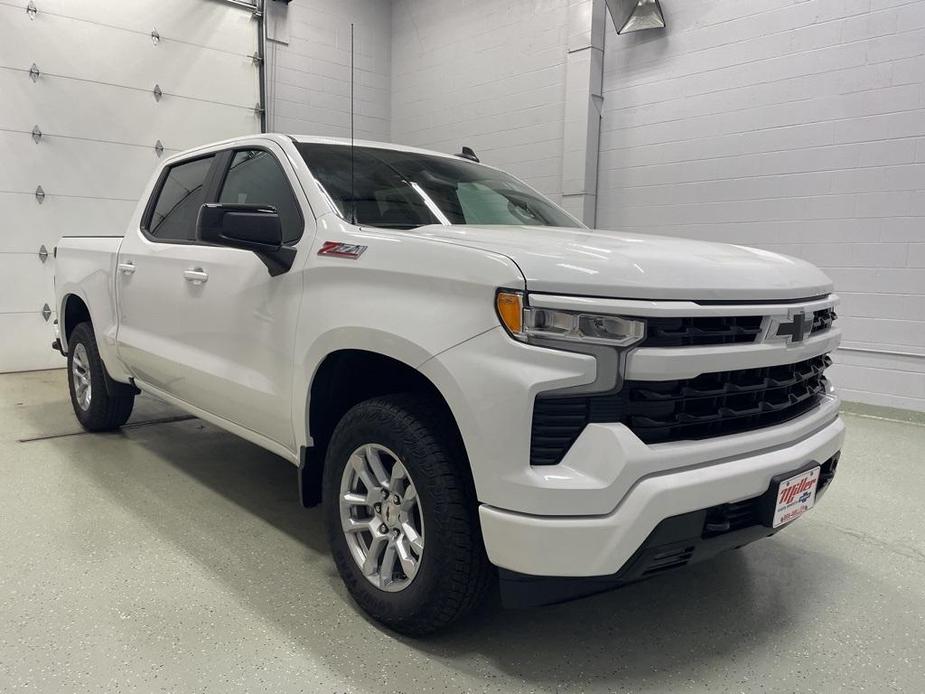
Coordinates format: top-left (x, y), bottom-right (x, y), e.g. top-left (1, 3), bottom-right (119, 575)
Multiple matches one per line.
top-left (479, 412), bottom-right (844, 578)
top-left (499, 452), bottom-right (839, 608)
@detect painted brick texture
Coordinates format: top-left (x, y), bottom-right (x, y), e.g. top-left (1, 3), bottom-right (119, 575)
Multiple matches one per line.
top-left (598, 0), bottom-right (925, 411)
top-left (266, 0), bottom-right (391, 140)
top-left (390, 0), bottom-right (571, 202)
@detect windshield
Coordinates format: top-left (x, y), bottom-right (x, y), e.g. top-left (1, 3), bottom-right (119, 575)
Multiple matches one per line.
top-left (297, 143), bottom-right (582, 230)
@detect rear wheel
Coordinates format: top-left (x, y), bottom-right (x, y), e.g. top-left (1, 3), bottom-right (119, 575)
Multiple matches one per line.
top-left (67, 322), bottom-right (134, 431)
top-left (323, 394), bottom-right (492, 635)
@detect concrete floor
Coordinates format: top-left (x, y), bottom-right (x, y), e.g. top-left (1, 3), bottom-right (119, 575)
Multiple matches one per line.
top-left (0, 370), bottom-right (923, 693)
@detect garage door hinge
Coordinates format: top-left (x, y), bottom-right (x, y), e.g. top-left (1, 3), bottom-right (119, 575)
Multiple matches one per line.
top-left (35, 185), bottom-right (45, 204)
top-left (32, 125), bottom-right (42, 143)
top-left (38, 245), bottom-right (48, 263)
top-left (154, 140), bottom-right (164, 156)
top-left (26, 1), bottom-right (37, 20)
top-left (254, 102), bottom-right (265, 118)
top-left (151, 28), bottom-right (160, 46)
top-left (42, 304), bottom-right (51, 321)
top-left (251, 52), bottom-right (263, 66)
top-left (153, 84), bottom-right (162, 102)
top-left (29, 63), bottom-right (40, 82)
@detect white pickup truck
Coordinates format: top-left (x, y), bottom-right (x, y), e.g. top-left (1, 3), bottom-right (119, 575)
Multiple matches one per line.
top-left (54, 134), bottom-right (845, 634)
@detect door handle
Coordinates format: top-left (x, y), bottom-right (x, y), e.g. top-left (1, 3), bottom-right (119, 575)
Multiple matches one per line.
top-left (183, 268), bottom-right (209, 284)
top-left (117, 262), bottom-right (135, 275)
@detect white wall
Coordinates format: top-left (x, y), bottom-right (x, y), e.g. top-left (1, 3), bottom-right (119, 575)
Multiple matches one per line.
top-left (264, 0), bottom-right (923, 412)
top-left (265, 0), bottom-right (391, 140)
top-left (390, 0), bottom-right (571, 202)
top-left (597, 0), bottom-right (925, 412)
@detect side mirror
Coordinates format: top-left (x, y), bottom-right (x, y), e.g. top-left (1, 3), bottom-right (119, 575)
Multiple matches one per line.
top-left (197, 203), bottom-right (296, 276)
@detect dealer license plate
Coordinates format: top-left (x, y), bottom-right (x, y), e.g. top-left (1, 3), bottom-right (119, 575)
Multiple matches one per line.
top-left (772, 466), bottom-right (820, 527)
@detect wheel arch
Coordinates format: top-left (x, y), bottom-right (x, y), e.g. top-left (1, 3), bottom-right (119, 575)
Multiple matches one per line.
top-left (59, 292), bottom-right (92, 351)
top-left (299, 348), bottom-right (472, 507)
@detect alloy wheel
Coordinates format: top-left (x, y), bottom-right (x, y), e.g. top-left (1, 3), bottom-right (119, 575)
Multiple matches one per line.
top-left (339, 444), bottom-right (425, 592)
top-left (71, 343), bottom-right (92, 411)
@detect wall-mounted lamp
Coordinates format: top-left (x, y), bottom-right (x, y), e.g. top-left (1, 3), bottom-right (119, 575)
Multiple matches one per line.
top-left (605, 0), bottom-right (666, 34)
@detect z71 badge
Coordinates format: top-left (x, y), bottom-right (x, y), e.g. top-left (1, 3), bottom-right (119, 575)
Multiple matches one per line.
top-left (318, 241), bottom-right (367, 259)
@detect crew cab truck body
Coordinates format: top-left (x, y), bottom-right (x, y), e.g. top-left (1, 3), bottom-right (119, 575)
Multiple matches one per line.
top-left (54, 134), bottom-right (844, 634)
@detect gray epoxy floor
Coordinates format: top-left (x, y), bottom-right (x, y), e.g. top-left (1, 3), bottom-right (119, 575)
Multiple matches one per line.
top-left (0, 369), bottom-right (923, 693)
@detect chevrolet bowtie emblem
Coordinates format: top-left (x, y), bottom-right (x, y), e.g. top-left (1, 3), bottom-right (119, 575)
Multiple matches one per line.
top-left (775, 312), bottom-right (811, 343)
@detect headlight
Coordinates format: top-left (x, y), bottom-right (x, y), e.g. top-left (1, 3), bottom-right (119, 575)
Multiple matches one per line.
top-left (495, 290), bottom-right (645, 347)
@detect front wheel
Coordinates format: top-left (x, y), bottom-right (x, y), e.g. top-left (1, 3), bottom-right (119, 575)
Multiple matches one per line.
top-left (323, 394), bottom-right (492, 635)
top-left (67, 322), bottom-right (134, 431)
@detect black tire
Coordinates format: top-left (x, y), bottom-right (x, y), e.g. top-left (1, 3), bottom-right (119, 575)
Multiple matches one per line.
top-left (67, 322), bottom-right (135, 431)
top-left (323, 394), bottom-right (492, 635)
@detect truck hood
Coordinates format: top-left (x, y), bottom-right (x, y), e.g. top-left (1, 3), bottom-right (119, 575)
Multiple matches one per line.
top-left (414, 225), bottom-right (833, 301)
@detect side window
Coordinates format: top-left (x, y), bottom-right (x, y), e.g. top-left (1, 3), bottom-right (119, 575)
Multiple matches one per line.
top-left (148, 156), bottom-right (214, 241)
top-left (219, 150), bottom-right (303, 244)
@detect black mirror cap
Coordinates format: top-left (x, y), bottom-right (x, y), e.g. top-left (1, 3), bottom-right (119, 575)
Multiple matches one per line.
top-left (197, 203), bottom-right (295, 276)
top-left (198, 203), bottom-right (283, 249)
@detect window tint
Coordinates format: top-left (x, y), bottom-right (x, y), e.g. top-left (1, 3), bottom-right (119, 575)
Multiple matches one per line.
top-left (296, 145), bottom-right (438, 229)
top-left (296, 143), bottom-right (580, 230)
top-left (148, 156), bottom-right (214, 241)
top-left (219, 150), bottom-right (303, 243)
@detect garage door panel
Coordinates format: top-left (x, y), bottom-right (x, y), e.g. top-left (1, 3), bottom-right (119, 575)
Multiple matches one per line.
top-left (0, 254), bottom-right (54, 314)
top-left (2, 7), bottom-right (259, 107)
top-left (0, 0), bottom-right (259, 373)
top-left (0, 71), bottom-right (260, 151)
top-left (24, 0), bottom-right (258, 56)
top-left (0, 313), bottom-right (64, 373)
top-left (0, 133), bottom-right (162, 200)
top-left (1, 194), bottom-right (135, 252)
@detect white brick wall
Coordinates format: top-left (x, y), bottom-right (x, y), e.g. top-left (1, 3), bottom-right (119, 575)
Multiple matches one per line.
top-left (266, 0), bottom-right (924, 412)
top-left (266, 0), bottom-right (391, 140)
top-left (390, 0), bottom-right (571, 201)
top-left (597, 0), bottom-right (925, 412)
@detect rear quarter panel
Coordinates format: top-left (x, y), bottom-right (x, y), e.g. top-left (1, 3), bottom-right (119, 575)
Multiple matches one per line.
top-left (55, 237), bottom-right (131, 382)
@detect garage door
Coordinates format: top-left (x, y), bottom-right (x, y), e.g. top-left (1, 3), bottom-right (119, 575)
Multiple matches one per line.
top-left (0, 0), bottom-right (262, 372)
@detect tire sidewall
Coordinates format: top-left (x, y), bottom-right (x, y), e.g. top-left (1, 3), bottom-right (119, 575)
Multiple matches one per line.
top-left (322, 399), bottom-right (462, 626)
top-left (67, 323), bottom-right (108, 429)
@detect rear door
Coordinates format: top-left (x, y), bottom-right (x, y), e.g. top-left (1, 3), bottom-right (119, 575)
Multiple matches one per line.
top-left (115, 152), bottom-right (218, 393)
top-left (116, 142), bottom-right (311, 450)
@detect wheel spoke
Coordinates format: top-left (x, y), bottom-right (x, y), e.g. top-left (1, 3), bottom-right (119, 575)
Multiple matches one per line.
top-left (350, 452), bottom-right (380, 496)
top-left (389, 461), bottom-right (408, 495)
top-left (364, 445), bottom-right (391, 489)
top-left (342, 492), bottom-right (367, 507)
top-left (399, 483), bottom-right (418, 511)
top-left (363, 535), bottom-right (387, 576)
top-left (401, 522), bottom-right (424, 555)
top-left (395, 536), bottom-right (417, 578)
top-left (342, 516), bottom-right (371, 534)
top-left (378, 544), bottom-right (398, 587)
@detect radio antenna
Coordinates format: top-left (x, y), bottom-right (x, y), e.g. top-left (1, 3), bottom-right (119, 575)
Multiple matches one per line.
top-left (349, 22), bottom-right (357, 224)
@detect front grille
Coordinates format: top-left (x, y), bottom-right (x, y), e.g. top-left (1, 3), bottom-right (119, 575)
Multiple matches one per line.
top-left (530, 355), bottom-right (831, 465)
top-left (626, 354), bottom-right (830, 444)
top-left (642, 315), bottom-right (763, 347)
top-left (812, 307), bottom-right (836, 334)
top-left (640, 305), bottom-right (835, 348)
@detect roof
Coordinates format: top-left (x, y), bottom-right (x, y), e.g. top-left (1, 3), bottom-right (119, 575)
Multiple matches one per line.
top-left (288, 134), bottom-right (464, 161)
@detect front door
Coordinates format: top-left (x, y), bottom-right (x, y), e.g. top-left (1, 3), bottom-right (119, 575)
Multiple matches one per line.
top-left (116, 143), bottom-right (311, 450)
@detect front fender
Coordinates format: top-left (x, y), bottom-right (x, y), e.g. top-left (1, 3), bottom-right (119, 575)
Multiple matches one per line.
top-left (292, 228), bottom-right (527, 450)
top-left (293, 326), bottom-right (469, 450)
